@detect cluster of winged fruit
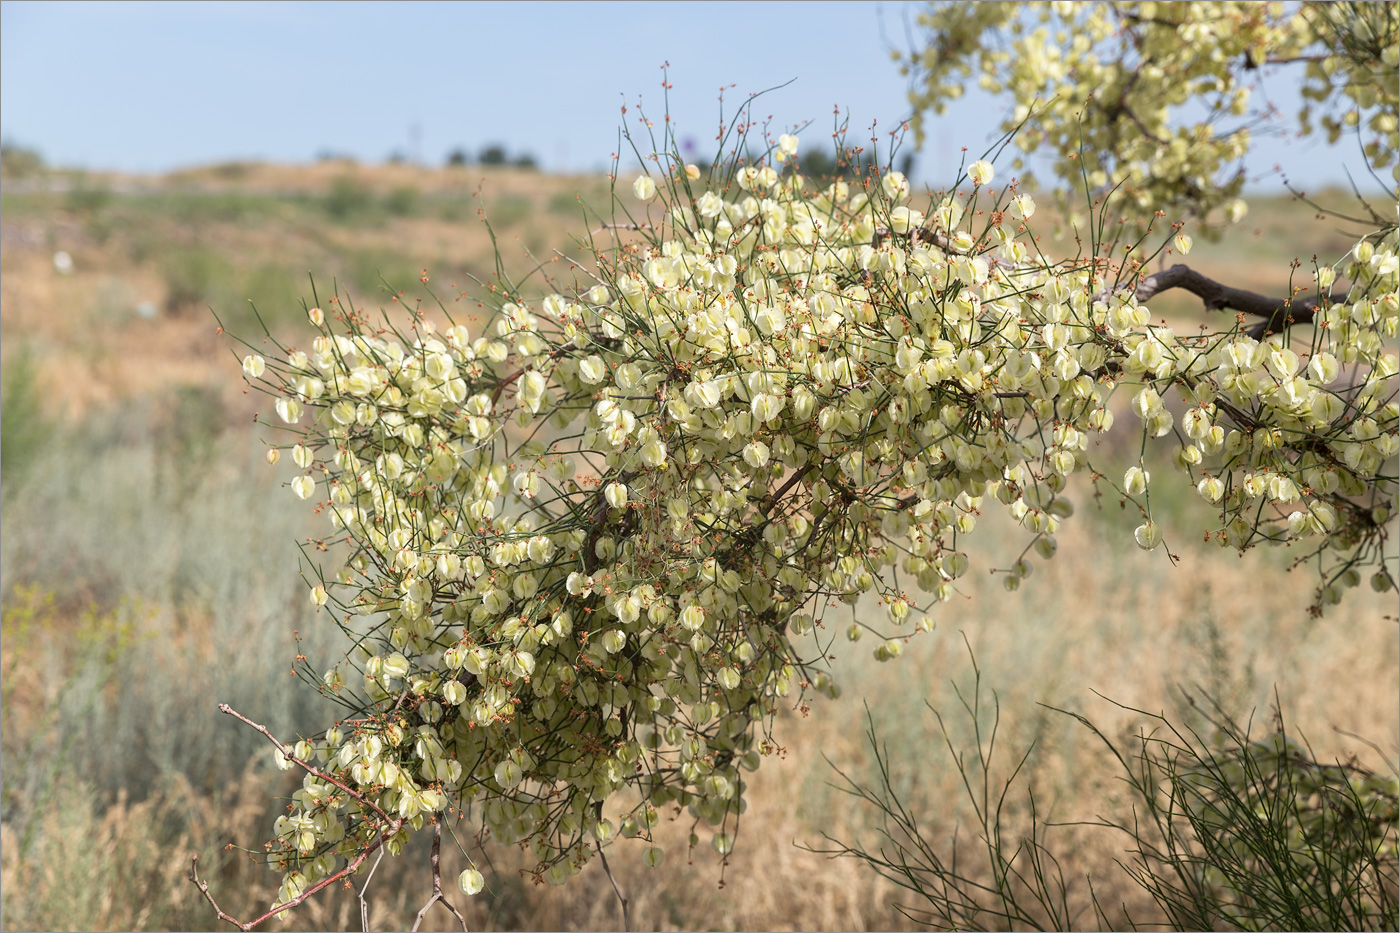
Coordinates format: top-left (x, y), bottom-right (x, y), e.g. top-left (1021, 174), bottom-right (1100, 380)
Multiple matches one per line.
top-left (238, 134), bottom-right (1396, 907)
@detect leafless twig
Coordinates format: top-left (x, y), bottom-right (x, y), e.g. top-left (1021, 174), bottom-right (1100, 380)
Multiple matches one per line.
top-left (551, 249), bottom-right (611, 288)
top-left (188, 856), bottom-right (257, 932)
top-left (596, 842), bottom-right (631, 932)
top-left (589, 222), bottom-right (652, 236)
top-left (187, 703), bottom-right (406, 930)
top-left (872, 225), bottom-right (957, 254)
top-left (410, 822), bottom-right (469, 933)
top-left (359, 837), bottom-right (387, 932)
top-left (217, 703), bottom-right (397, 824)
top-left (190, 830), bottom-right (402, 933)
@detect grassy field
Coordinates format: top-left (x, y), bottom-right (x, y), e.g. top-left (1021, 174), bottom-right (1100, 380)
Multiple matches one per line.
top-left (1, 158), bottom-right (1394, 931)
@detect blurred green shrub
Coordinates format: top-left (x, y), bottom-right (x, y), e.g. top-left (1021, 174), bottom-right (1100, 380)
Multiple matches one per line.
top-left (165, 190), bottom-right (265, 225)
top-left (487, 193), bottom-right (533, 229)
top-left (345, 249), bottom-right (423, 299)
top-left (157, 383), bottom-right (225, 504)
top-left (0, 349), bottom-right (50, 489)
top-left (210, 160), bottom-right (252, 180)
top-left (161, 247), bottom-right (230, 314)
top-left (324, 175), bottom-right (373, 221)
top-left (384, 184), bottom-right (419, 217)
top-left (548, 190), bottom-right (583, 216)
top-left (64, 179), bottom-right (113, 215)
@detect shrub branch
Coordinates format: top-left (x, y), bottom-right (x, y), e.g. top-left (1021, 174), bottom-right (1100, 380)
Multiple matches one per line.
top-left (1127, 263), bottom-right (1349, 338)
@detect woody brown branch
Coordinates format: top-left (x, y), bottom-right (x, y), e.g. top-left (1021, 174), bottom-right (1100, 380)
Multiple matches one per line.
top-left (1130, 263), bottom-right (1348, 338)
top-left (218, 703), bottom-right (397, 826)
top-left (189, 703), bottom-right (411, 930)
top-left (190, 825), bottom-right (403, 933)
top-left (409, 823), bottom-right (468, 933)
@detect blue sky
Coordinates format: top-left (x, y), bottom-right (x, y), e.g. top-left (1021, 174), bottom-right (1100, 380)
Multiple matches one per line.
top-left (0, 0), bottom-right (1371, 190)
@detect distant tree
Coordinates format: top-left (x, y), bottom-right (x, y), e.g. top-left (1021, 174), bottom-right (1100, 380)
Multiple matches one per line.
top-left (479, 144), bottom-right (508, 166)
top-left (445, 148), bottom-right (470, 168)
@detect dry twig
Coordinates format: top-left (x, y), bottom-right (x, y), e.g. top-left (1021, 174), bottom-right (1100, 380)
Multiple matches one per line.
top-left (186, 703), bottom-right (406, 931)
top-left (596, 841), bottom-right (631, 932)
top-left (410, 823), bottom-right (468, 933)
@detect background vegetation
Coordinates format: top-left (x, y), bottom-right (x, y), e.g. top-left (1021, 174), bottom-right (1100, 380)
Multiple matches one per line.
top-left (1, 155), bottom-right (1394, 930)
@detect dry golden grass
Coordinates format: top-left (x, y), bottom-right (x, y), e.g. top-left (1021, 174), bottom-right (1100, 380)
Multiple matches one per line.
top-left (2, 529), bottom-right (1390, 931)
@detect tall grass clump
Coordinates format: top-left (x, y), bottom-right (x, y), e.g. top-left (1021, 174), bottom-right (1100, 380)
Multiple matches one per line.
top-left (1, 400), bottom-right (342, 786)
top-left (817, 646), bottom-right (1399, 932)
top-left (1095, 696), bottom-right (1397, 931)
top-left (799, 493), bottom-right (1397, 932)
top-left (0, 393), bottom-right (348, 930)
